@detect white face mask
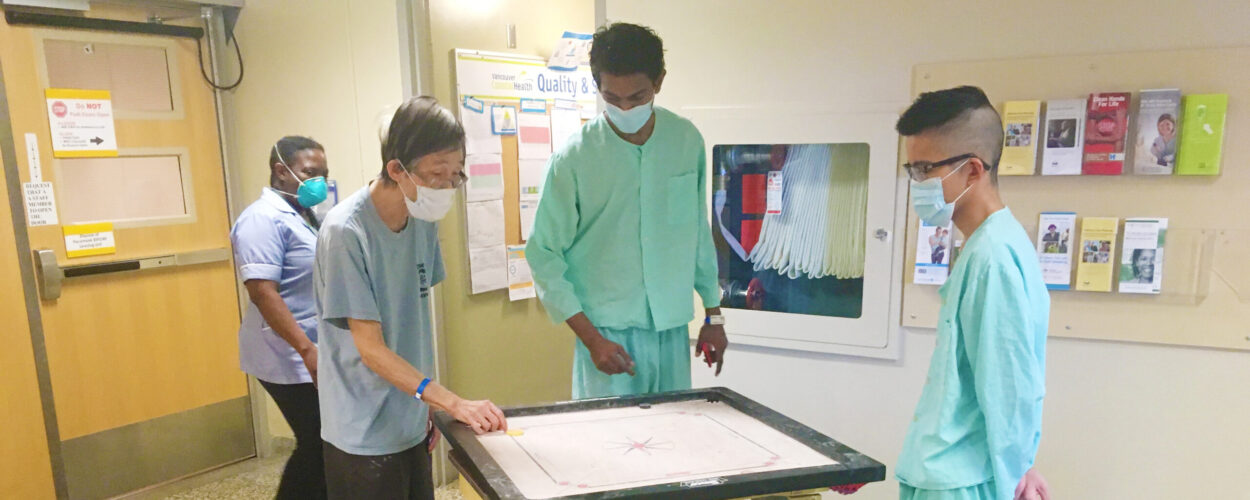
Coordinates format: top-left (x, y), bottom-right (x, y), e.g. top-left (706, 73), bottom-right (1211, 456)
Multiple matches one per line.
top-left (401, 170), bottom-right (456, 221)
top-left (604, 99), bottom-right (654, 134)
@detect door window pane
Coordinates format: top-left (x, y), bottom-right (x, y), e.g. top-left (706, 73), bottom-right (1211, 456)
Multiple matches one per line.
top-left (44, 40), bottom-right (174, 113)
top-left (59, 155), bottom-right (188, 224)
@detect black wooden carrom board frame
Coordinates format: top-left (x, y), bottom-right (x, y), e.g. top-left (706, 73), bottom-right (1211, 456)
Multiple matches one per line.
top-left (434, 387), bottom-right (885, 499)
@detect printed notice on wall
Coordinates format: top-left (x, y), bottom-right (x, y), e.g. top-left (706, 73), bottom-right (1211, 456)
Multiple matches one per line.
top-left (1118, 218), bottom-right (1167, 294)
top-left (518, 112), bottom-right (553, 160)
top-left (519, 199), bottom-right (539, 242)
top-left (550, 99), bottom-right (583, 153)
top-left (1075, 217), bottom-right (1119, 292)
top-left (518, 159), bottom-right (548, 201)
top-left (465, 153), bottom-right (505, 202)
top-left (492, 105), bottom-right (517, 135)
top-left (469, 245), bottom-right (508, 294)
top-left (914, 220), bottom-right (953, 286)
top-left (1036, 212), bottom-right (1076, 290)
top-left (507, 245), bottom-right (536, 301)
top-left (462, 101), bottom-right (502, 156)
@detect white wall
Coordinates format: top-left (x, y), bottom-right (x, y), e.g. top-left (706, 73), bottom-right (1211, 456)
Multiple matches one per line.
top-left (606, 1), bottom-right (1250, 498)
top-left (694, 334), bottom-right (1249, 499)
top-left (225, 0), bottom-right (407, 443)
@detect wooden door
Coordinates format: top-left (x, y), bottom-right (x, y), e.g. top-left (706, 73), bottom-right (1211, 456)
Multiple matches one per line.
top-left (0, 4), bottom-right (252, 498)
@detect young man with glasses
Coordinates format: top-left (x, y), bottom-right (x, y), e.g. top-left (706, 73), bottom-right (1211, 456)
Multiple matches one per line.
top-left (895, 86), bottom-right (1052, 500)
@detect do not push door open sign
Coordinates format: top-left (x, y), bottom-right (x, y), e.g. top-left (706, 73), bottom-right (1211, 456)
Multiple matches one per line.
top-left (45, 88), bottom-right (118, 158)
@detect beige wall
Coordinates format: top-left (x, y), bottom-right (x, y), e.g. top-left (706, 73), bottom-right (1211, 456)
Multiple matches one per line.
top-left (607, 1), bottom-right (1250, 499)
top-left (226, 0), bottom-right (591, 442)
top-left (428, 0), bottom-right (594, 405)
top-left (226, 0), bottom-right (406, 441)
top-left (228, 0), bottom-right (404, 216)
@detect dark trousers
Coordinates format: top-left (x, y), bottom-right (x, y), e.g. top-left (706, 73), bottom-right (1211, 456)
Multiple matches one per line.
top-left (258, 380), bottom-right (327, 500)
top-left (324, 438), bottom-right (435, 500)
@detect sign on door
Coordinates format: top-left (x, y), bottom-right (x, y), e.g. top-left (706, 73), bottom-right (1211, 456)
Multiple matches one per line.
top-left (45, 88), bottom-right (118, 158)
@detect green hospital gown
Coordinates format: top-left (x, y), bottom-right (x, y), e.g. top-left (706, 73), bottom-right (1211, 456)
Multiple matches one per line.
top-left (896, 208), bottom-right (1050, 500)
top-left (525, 107), bottom-right (720, 397)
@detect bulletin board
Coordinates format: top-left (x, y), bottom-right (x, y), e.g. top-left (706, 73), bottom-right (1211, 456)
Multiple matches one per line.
top-left (452, 48), bottom-right (597, 245)
top-left (451, 49), bottom-right (596, 294)
top-left (901, 47), bottom-right (1250, 352)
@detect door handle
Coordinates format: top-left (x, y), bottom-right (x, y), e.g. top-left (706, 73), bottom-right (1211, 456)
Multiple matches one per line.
top-left (33, 249), bottom-right (63, 302)
top-left (32, 248), bottom-right (231, 301)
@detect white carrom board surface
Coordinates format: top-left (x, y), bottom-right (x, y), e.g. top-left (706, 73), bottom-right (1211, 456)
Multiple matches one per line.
top-left (475, 400), bottom-right (837, 499)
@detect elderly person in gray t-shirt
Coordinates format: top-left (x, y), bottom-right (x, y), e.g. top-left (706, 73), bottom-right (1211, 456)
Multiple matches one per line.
top-left (314, 96), bottom-right (507, 500)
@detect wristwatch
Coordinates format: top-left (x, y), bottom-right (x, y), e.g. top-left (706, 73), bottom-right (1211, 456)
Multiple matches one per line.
top-left (705, 314), bottom-right (726, 326)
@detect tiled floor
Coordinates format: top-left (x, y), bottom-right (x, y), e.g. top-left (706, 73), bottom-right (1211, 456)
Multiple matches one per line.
top-left (119, 453), bottom-right (828, 500)
top-left (120, 452), bottom-right (464, 500)
top-left (121, 455), bottom-right (283, 500)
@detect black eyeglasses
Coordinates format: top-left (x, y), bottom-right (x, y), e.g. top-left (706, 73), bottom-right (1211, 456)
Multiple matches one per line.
top-left (903, 153), bottom-right (978, 182)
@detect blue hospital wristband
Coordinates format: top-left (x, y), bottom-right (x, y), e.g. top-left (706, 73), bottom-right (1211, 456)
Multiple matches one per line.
top-left (414, 377), bottom-right (432, 401)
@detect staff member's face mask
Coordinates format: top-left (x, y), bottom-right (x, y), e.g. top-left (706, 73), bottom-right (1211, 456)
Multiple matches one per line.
top-left (273, 144), bottom-right (329, 208)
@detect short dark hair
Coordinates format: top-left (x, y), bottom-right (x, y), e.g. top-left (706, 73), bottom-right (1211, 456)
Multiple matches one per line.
top-left (589, 22), bottom-right (664, 87)
top-left (896, 85), bottom-right (1003, 182)
top-left (1158, 113), bottom-right (1175, 125)
top-left (897, 86), bottom-right (994, 136)
top-left (378, 96), bottom-right (465, 184)
top-left (269, 135), bottom-right (323, 185)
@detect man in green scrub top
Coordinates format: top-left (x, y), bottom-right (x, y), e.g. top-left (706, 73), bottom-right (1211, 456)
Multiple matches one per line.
top-left (895, 86), bottom-right (1052, 500)
top-left (527, 22), bottom-right (727, 399)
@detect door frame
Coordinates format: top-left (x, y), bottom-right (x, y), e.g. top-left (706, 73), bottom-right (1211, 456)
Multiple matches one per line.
top-left (0, 47), bottom-right (69, 500)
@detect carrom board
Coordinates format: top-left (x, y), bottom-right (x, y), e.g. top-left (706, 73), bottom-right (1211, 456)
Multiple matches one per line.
top-left (435, 387), bottom-right (885, 499)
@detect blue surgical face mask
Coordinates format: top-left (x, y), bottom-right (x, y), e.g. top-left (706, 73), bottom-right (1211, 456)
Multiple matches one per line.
top-left (604, 99), bottom-right (654, 134)
top-left (274, 145), bottom-right (328, 208)
top-left (910, 159), bottom-right (973, 228)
